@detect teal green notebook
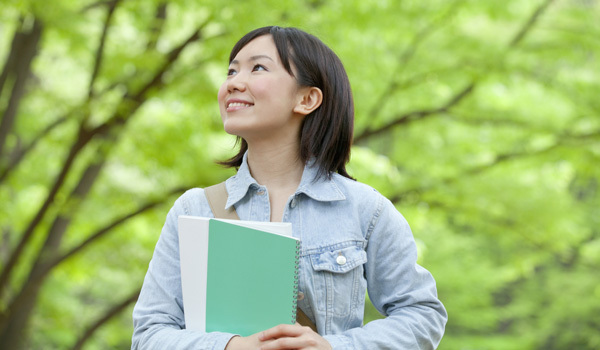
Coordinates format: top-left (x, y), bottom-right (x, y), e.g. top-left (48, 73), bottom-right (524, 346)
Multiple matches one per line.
top-left (178, 216), bottom-right (300, 336)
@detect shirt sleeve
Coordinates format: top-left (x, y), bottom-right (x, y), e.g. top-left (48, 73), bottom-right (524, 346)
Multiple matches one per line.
top-left (131, 189), bottom-right (237, 350)
top-left (323, 195), bottom-right (447, 349)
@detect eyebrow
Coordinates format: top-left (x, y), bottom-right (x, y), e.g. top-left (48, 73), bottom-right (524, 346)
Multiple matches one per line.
top-left (230, 55), bottom-right (275, 65)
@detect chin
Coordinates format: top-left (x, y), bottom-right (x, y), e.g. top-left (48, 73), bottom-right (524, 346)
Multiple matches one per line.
top-left (222, 123), bottom-right (245, 138)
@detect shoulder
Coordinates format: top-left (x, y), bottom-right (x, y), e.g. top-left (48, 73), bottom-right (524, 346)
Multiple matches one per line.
top-left (330, 174), bottom-right (396, 222)
top-left (330, 173), bottom-right (387, 206)
top-left (168, 187), bottom-right (213, 218)
top-left (331, 173), bottom-right (409, 230)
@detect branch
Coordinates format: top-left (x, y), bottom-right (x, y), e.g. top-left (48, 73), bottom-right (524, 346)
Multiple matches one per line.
top-left (70, 288), bottom-right (140, 350)
top-left (129, 22), bottom-right (207, 102)
top-left (0, 128), bottom-right (90, 297)
top-left (509, 0), bottom-right (556, 48)
top-left (445, 110), bottom-right (565, 135)
top-left (366, 1), bottom-right (464, 123)
top-left (0, 20), bottom-right (209, 297)
top-left (0, 184), bottom-right (184, 339)
top-left (96, 21), bottom-right (225, 103)
top-left (0, 184), bottom-right (185, 341)
top-left (425, 199), bottom-right (547, 249)
top-left (48, 186), bottom-right (187, 271)
top-left (0, 114), bottom-right (69, 184)
top-left (449, 112), bottom-right (600, 142)
top-left (0, 10), bottom-right (204, 184)
top-left (388, 129), bottom-right (600, 204)
top-left (88, 0), bottom-right (121, 99)
top-left (0, 3), bottom-right (152, 184)
top-left (5, 137), bottom-right (139, 334)
top-left (40, 160), bottom-right (106, 256)
top-left (357, 0), bottom-right (557, 144)
top-left (80, 0), bottom-right (119, 13)
top-left (354, 82), bottom-right (475, 143)
top-left (146, 3), bottom-right (167, 51)
top-left (89, 22), bottom-right (208, 139)
top-left (0, 14), bottom-right (213, 184)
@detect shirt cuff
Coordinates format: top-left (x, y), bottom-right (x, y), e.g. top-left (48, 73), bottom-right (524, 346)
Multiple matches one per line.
top-left (323, 334), bottom-right (354, 350)
top-left (209, 332), bottom-right (239, 350)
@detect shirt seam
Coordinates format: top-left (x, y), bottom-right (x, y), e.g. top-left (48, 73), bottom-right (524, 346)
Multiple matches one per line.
top-left (365, 194), bottom-right (384, 243)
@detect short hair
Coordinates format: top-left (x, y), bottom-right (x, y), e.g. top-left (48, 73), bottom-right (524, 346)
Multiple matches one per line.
top-left (218, 26), bottom-right (354, 180)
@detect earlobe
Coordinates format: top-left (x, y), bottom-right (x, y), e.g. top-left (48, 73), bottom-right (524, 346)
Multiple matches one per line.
top-left (293, 87), bottom-right (323, 116)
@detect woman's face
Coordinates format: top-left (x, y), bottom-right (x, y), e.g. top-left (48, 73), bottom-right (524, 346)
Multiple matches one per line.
top-left (217, 35), bottom-right (305, 144)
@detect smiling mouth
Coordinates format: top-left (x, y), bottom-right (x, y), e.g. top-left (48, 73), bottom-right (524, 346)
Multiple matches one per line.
top-left (227, 102), bottom-right (253, 111)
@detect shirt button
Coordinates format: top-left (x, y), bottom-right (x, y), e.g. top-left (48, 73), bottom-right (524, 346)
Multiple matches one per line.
top-left (290, 198), bottom-right (297, 208)
top-left (336, 255), bottom-right (347, 265)
top-left (297, 292), bottom-right (305, 301)
top-left (256, 189), bottom-right (265, 195)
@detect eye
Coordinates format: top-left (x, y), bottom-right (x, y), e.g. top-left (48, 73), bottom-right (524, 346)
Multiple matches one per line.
top-left (227, 68), bottom-right (237, 76)
top-left (252, 64), bottom-right (267, 72)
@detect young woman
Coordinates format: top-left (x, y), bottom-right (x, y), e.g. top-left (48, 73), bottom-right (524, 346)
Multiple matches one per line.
top-left (132, 26), bottom-right (447, 350)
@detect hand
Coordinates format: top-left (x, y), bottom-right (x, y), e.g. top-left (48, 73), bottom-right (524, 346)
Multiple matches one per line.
top-left (258, 324), bottom-right (332, 350)
top-left (224, 333), bottom-right (265, 350)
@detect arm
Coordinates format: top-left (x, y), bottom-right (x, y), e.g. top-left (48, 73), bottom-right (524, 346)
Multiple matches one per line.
top-left (323, 196), bottom-right (447, 349)
top-left (131, 190), bottom-right (237, 350)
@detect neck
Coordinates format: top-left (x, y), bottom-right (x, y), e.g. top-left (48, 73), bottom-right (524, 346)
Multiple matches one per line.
top-left (246, 141), bottom-right (304, 191)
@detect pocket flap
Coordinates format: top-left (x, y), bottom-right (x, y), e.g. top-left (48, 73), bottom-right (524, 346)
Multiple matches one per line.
top-left (310, 245), bottom-right (367, 273)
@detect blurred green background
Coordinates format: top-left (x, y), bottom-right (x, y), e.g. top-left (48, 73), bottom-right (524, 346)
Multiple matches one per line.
top-left (1, 0), bottom-right (599, 349)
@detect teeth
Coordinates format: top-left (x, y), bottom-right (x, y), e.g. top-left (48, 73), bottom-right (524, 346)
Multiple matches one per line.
top-left (228, 102), bottom-right (252, 108)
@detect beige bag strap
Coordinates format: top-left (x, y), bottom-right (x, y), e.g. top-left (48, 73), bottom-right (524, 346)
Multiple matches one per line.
top-left (204, 182), bottom-right (240, 220)
top-left (204, 181), bottom-right (318, 333)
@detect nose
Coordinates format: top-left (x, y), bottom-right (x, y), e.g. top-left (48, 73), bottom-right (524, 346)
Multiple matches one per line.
top-left (226, 72), bottom-right (247, 93)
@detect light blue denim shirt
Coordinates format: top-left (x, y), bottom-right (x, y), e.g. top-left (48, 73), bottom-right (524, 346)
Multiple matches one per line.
top-left (132, 155), bottom-right (447, 349)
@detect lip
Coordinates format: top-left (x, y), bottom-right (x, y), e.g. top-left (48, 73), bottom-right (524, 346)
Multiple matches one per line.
top-left (226, 98), bottom-right (254, 112)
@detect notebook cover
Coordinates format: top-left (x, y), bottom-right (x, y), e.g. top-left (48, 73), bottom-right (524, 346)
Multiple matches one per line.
top-left (205, 219), bottom-right (299, 336)
top-left (180, 217), bottom-right (300, 336)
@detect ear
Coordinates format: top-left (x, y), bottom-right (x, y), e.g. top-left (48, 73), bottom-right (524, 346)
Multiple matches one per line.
top-left (293, 87), bottom-right (323, 116)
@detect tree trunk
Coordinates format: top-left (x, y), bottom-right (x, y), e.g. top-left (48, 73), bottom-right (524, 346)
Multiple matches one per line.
top-left (0, 18), bottom-right (42, 160)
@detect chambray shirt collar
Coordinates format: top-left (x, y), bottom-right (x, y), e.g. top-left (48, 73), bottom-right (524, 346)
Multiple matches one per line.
top-left (225, 152), bottom-right (346, 210)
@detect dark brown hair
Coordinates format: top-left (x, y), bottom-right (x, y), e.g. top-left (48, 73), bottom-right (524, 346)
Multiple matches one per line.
top-left (219, 26), bottom-right (354, 180)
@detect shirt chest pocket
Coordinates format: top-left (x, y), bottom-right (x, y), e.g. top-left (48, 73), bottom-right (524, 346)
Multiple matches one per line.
top-left (309, 244), bottom-right (368, 318)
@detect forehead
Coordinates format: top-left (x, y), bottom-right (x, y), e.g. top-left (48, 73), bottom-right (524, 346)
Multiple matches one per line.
top-left (232, 35), bottom-right (280, 63)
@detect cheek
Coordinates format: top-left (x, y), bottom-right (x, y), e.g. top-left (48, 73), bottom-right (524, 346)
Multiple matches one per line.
top-left (217, 83), bottom-right (228, 122)
top-left (248, 78), bottom-right (273, 99)
top-left (217, 83), bottom-right (227, 104)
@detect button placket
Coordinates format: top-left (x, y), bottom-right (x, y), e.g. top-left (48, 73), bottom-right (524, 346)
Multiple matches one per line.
top-left (252, 186), bottom-right (270, 221)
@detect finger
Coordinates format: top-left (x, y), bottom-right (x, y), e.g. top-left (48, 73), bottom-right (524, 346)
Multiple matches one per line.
top-left (260, 334), bottom-right (318, 350)
top-left (260, 324), bottom-right (307, 341)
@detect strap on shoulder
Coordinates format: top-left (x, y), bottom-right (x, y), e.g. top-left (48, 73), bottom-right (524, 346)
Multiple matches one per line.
top-left (204, 182), bottom-right (240, 220)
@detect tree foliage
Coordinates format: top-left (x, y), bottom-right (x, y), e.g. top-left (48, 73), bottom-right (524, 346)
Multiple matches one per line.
top-left (0, 0), bottom-right (598, 349)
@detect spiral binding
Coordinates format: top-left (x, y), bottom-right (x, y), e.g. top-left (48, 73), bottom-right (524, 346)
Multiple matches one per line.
top-left (291, 240), bottom-right (301, 324)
